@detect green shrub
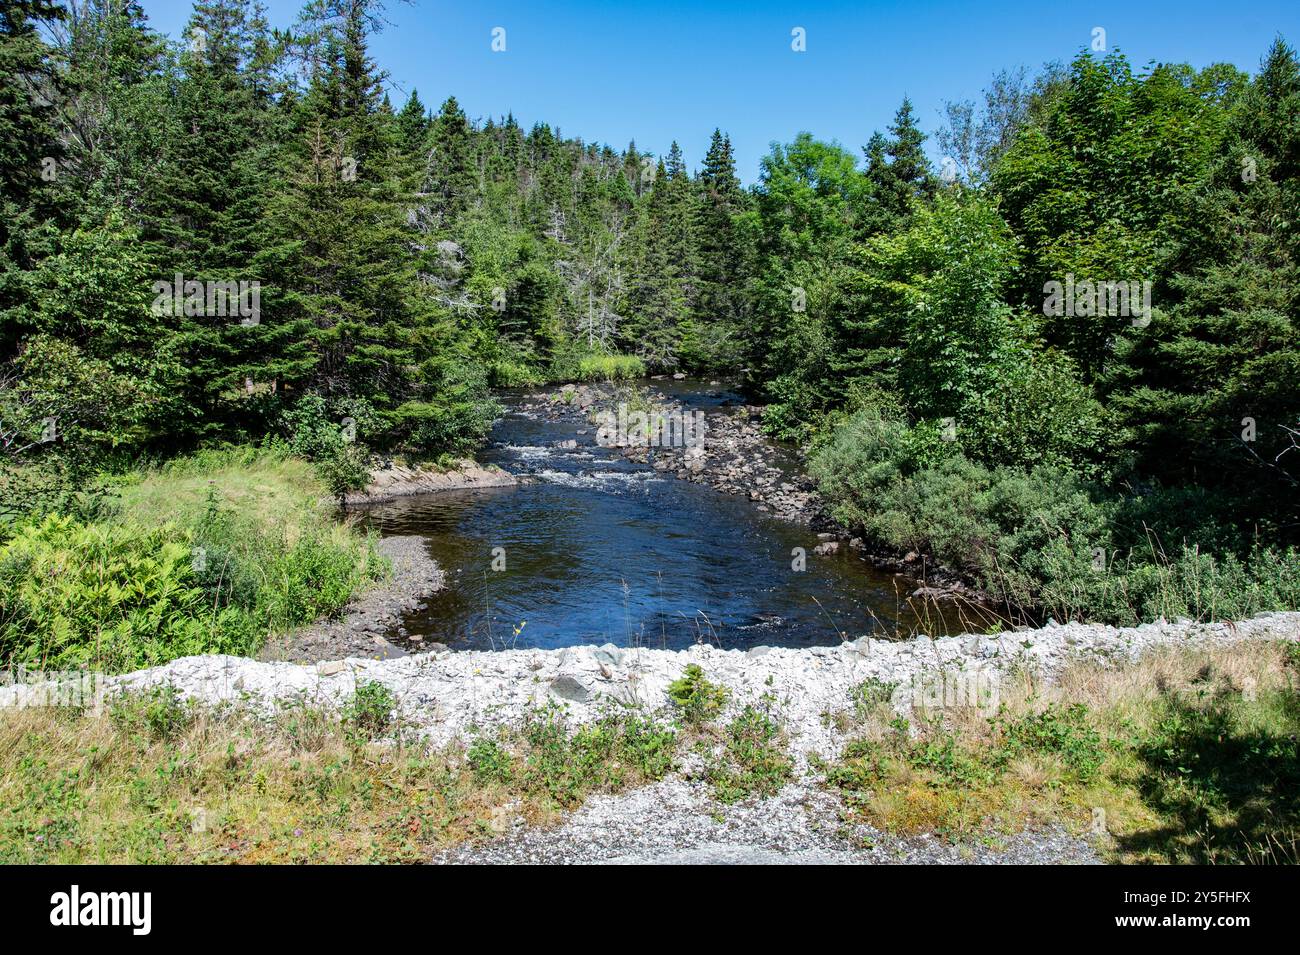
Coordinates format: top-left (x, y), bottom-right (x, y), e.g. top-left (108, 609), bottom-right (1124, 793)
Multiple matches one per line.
top-left (995, 703), bottom-right (1105, 782)
top-left (809, 405), bottom-right (1300, 625)
top-left (109, 685), bottom-right (194, 742)
top-left (0, 479), bottom-right (384, 673)
top-left (489, 359), bottom-right (546, 388)
top-left (467, 736), bottom-right (515, 784)
top-left (279, 395), bottom-right (377, 499)
top-left (961, 349), bottom-right (1117, 480)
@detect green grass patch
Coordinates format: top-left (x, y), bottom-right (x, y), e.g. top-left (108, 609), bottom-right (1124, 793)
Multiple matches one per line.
top-left (0, 694), bottom-right (679, 863)
top-left (572, 353), bottom-right (646, 382)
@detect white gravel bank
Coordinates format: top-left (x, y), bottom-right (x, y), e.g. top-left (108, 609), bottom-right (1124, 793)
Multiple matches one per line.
top-left (7, 612), bottom-right (1296, 762)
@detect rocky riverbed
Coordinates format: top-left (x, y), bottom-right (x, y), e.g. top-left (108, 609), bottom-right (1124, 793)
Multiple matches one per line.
top-left (344, 459), bottom-right (516, 505)
top-left (516, 379), bottom-right (983, 601)
top-left (516, 379), bottom-right (824, 524)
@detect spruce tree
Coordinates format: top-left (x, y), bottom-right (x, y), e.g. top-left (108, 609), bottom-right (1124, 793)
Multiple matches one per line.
top-left (0, 0), bottom-right (65, 351)
top-left (424, 95), bottom-right (477, 228)
top-left (692, 129), bottom-right (746, 367)
top-left (860, 97), bottom-right (936, 236)
top-left (622, 159), bottom-right (687, 367)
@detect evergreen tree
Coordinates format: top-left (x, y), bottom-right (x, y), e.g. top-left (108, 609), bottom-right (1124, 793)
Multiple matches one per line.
top-left (622, 160), bottom-right (687, 367)
top-left (396, 87), bottom-right (429, 156)
top-left (424, 95), bottom-right (476, 228)
top-left (691, 129), bottom-right (746, 366)
top-left (1109, 38), bottom-right (1300, 529)
top-left (0, 0), bottom-right (65, 350)
top-left (860, 97), bottom-right (935, 236)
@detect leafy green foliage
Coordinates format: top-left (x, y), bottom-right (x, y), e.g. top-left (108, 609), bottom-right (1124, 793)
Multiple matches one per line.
top-left (341, 680), bottom-right (396, 743)
top-left (810, 403), bottom-right (1300, 624)
top-left (0, 1), bottom-right (1296, 648)
top-left (519, 706), bottom-right (677, 808)
top-left (702, 702), bottom-right (793, 804)
top-left (0, 514), bottom-right (246, 672)
top-left (0, 448), bottom-right (384, 672)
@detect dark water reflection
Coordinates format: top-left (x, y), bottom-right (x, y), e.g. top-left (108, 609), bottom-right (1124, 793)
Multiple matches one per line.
top-left (359, 382), bottom-right (974, 651)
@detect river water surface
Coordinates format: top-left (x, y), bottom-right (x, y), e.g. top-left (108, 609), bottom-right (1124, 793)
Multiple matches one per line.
top-left (362, 381), bottom-right (964, 651)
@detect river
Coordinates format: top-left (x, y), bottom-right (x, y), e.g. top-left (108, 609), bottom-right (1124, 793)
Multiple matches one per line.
top-left (361, 380), bottom-right (972, 651)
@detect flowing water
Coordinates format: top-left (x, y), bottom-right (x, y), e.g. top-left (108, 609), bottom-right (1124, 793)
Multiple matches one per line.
top-left (361, 381), bottom-right (970, 651)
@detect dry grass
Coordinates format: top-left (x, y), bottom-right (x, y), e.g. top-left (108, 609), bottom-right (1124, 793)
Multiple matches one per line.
top-left (824, 641), bottom-right (1300, 862)
top-left (0, 689), bottom-right (678, 864)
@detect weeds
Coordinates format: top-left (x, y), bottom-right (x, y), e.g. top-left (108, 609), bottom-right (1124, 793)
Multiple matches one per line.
top-left (699, 699), bottom-right (793, 804)
top-left (0, 694), bottom-right (677, 863)
top-left (341, 680), bottom-right (396, 745)
top-left (0, 449), bottom-right (385, 673)
top-left (824, 641), bottom-right (1300, 860)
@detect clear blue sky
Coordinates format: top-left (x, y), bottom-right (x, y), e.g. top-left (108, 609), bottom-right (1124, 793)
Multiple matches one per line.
top-left (139, 0), bottom-right (1299, 182)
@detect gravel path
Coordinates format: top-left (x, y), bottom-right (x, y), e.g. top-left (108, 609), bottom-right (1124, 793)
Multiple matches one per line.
top-left (434, 777), bottom-right (1102, 865)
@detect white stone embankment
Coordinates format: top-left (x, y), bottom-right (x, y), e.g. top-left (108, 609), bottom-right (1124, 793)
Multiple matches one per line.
top-left (7, 612), bottom-right (1296, 763)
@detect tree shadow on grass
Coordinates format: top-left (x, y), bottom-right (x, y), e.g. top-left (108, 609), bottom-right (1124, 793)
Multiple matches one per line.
top-left (1114, 686), bottom-right (1300, 863)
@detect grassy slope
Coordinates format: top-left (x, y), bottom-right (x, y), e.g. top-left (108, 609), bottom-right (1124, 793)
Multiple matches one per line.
top-left (2, 641), bottom-right (1295, 863)
top-left (823, 641), bottom-right (1300, 863)
top-left (0, 448), bottom-right (384, 673)
top-left (111, 448), bottom-right (358, 551)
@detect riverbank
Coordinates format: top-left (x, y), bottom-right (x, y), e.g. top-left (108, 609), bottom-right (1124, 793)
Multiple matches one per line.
top-left (0, 448), bottom-right (386, 675)
top-left (259, 536), bottom-right (444, 663)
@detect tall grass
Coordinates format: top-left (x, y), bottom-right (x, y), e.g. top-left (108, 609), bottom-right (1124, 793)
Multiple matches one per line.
top-left (573, 353), bottom-right (646, 382)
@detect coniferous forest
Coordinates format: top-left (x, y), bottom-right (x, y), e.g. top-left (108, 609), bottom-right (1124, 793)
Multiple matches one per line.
top-left (3, 0), bottom-right (1300, 874)
top-left (2, 0), bottom-right (1299, 664)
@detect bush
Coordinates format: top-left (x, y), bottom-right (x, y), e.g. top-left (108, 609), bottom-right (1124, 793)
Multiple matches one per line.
top-left (467, 736), bottom-right (515, 784)
top-left (809, 405), bottom-right (1300, 624)
top-left (0, 515), bottom-right (253, 672)
top-left (519, 707), bottom-right (677, 808)
top-left (996, 703), bottom-right (1105, 782)
top-left (0, 450), bottom-right (386, 672)
top-left (960, 349), bottom-right (1117, 480)
top-left (342, 680), bottom-right (396, 742)
top-left (109, 685), bottom-right (194, 742)
top-left (279, 395), bottom-right (376, 499)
